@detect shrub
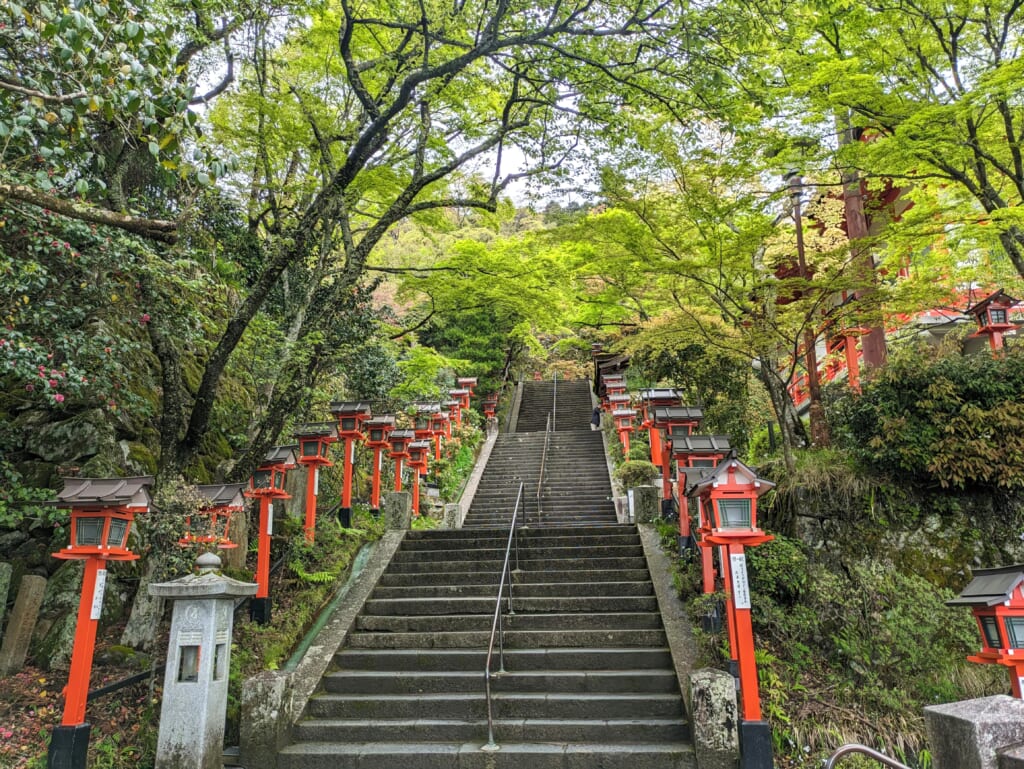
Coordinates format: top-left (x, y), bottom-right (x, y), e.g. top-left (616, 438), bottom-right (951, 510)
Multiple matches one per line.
top-left (614, 460), bottom-right (660, 487)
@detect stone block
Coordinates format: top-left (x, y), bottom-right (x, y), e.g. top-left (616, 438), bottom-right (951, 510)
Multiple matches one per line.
top-left (999, 743), bottom-right (1024, 769)
top-left (443, 503), bottom-right (461, 529)
top-left (629, 485), bottom-right (661, 524)
top-left (0, 563), bottom-right (11, 641)
top-left (690, 667), bottom-right (739, 769)
top-left (384, 491), bottom-right (412, 530)
top-left (925, 695), bottom-right (1024, 769)
top-left (0, 575), bottom-right (47, 676)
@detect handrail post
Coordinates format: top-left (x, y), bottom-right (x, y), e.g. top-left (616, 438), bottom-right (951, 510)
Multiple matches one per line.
top-left (552, 372), bottom-right (557, 432)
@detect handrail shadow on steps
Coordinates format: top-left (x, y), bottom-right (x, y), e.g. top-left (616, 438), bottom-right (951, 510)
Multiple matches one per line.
top-left (824, 744), bottom-right (913, 769)
top-left (481, 481), bottom-right (525, 752)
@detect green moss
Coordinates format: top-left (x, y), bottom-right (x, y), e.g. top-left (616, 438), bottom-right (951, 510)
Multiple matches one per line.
top-left (126, 442), bottom-right (158, 475)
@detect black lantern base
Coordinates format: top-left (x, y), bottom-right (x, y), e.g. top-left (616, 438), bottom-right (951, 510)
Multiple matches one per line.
top-left (370, 508), bottom-right (380, 518)
top-left (739, 719), bottom-right (774, 769)
top-left (338, 506), bottom-right (352, 528)
top-left (701, 602), bottom-right (722, 634)
top-left (678, 534), bottom-right (696, 556)
top-left (661, 498), bottom-right (675, 519)
top-left (728, 659), bottom-right (740, 679)
top-left (48, 723), bottom-right (91, 769)
top-left (250, 597), bottom-right (272, 625)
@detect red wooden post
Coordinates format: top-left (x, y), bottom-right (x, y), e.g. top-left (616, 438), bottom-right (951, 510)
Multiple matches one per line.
top-left (47, 476), bottom-right (153, 769)
top-left (388, 430), bottom-right (414, 492)
top-left (407, 440), bottom-right (430, 517)
top-left (694, 456), bottom-right (775, 767)
top-left (246, 445), bottom-right (297, 624)
top-left (672, 432), bottom-right (730, 560)
top-left (293, 423), bottom-right (338, 543)
top-left (364, 416), bottom-right (396, 517)
top-left (330, 401), bottom-right (372, 528)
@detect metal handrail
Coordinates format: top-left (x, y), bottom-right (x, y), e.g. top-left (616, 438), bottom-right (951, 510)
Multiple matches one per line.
top-left (824, 745), bottom-right (913, 769)
top-left (536, 412), bottom-right (552, 523)
top-left (551, 372), bottom-right (557, 431)
top-left (481, 481), bottom-right (525, 752)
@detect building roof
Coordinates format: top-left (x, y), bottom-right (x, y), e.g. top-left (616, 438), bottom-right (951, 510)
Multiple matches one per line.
top-left (52, 476), bottom-right (154, 508)
top-left (947, 565), bottom-right (1024, 607)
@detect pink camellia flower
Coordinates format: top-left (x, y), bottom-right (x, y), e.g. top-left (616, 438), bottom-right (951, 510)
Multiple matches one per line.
top-left (54, 393), bottom-right (65, 403)
top-left (25, 383), bottom-right (34, 391)
top-left (139, 313), bottom-right (151, 324)
top-left (48, 379), bottom-right (58, 387)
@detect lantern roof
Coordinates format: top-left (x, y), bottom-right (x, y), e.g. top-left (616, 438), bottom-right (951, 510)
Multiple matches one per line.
top-left (690, 456), bottom-right (774, 497)
top-left (966, 289), bottom-right (1021, 318)
top-left (262, 444), bottom-right (299, 467)
top-left (389, 429), bottom-right (416, 441)
top-left (448, 389), bottom-right (470, 397)
top-left (947, 565), bottom-right (1024, 607)
top-left (293, 422), bottom-right (339, 440)
top-left (653, 405), bottom-right (704, 426)
top-left (639, 388), bottom-right (682, 404)
top-left (408, 440), bottom-right (431, 455)
top-left (612, 408), bottom-right (636, 418)
top-left (195, 483), bottom-right (247, 509)
top-left (51, 476), bottom-right (154, 509)
top-left (414, 402), bottom-right (442, 413)
top-left (670, 433), bottom-right (732, 454)
top-left (443, 399), bottom-right (461, 408)
top-left (607, 393), bottom-right (632, 403)
top-left (364, 415), bottom-right (397, 429)
top-left (329, 400), bottom-right (373, 416)
top-left (601, 372), bottom-right (626, 383)
top-left (457, 376), bottom-right (478, 385)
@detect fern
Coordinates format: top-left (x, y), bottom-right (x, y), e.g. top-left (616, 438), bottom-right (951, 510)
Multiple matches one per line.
top-left (289, 561), bottom-right (335, 584)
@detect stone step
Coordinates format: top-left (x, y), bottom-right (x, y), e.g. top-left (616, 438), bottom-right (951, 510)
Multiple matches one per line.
top-left (361, 595), bottom-right (659, 616)
top-left (382, 556), bottom-right (648, 574)
top-left (346, 628), bottom-right (668, 649)
top-left (369, 580), bottom-right (653, 600)
top-left (307, 692), bottom-right (684, 720)
top-left (293, 717), bottom-right (688, 744)
top-left (320, 668), bottom-right (680, 695)
top-left (355, 611), bottom-right (663, 633)
top-left (407, 525), bottom-right (634, 539)
top-left (278, 741), bottom-right (697, 769)
top-left (399, 534), bottom-right (638, 550)
top-left (378, 569), bottom-right (652, 587)
top-left (389, 545), bottom-right (644, 563)
top-left (332, 647), bottom-right (676, 672)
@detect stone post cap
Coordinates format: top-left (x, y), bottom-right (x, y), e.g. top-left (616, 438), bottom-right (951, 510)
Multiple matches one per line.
top-left (149, 568), bottom-right (258, 600)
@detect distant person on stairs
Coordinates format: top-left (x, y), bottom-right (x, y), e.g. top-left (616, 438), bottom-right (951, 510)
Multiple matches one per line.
top-left (590, 406), bottom-right (601, 430)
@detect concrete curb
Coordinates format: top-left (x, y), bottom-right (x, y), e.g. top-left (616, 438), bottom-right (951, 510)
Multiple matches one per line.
top-left (639, 523), bottom-right (702, 719)
top-left (453, 423), bottom-right (500, 528)
top-left (239, 530), bottom-right (406, 769)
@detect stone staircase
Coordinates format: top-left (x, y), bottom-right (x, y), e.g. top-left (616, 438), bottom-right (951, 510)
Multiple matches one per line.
top-left (463, 379), bottom-right (617, 528)
top-left (275, 376), bottom-right (694, 769)
top-left (278, 526), bottom-right (695, 769)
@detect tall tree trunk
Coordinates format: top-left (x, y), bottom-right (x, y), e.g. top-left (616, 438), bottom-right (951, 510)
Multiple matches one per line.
top-left (756, 358), bottom-right (805, 474)
top-left (838, 114), bottom-right (887, 370)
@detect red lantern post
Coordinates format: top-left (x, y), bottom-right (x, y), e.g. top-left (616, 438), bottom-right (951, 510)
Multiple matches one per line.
top-left (671, 433), bottom-right (732, 584)
top-left (652, 405), bottom-right (703, 514)
top-left (329, 401), bottom-right (372, 528)
top-left (292, 423), bottom-right (338, 542)
top-left (363, 415), bottom-right (396, 517)
top-left (602, 374), bottom-right (627, 412)
top-left (245, 445), bottom-right (297, 625)
top-left (482, 395), bottom-right (498, 420)
top-left (449, 388), bottom-right (471, 412)
top-left (612, 408), bottom-right (636, 454)
top-left (388, 429), bottom-right (415, 492)
top-left (948, 565), bottom-right (1024, 698)
top-left (638, 389), bottom-right (682, 469)
top-left (693, 456), bottom-right (775, 769)
top-left (456, 376), bottom-right (478, 398)
top-left (430, 410), bottom-right (450, 461)
top-left (180, 483), bottom-right (246, 550)
top-left (966, 289), bottom-right (1021, 354)
top-left (406, 440), bottom-right (431, 516)
top-left (444, 398), bottom-right (463, 429)
top-left (47, 476), bottom-right (153, 769)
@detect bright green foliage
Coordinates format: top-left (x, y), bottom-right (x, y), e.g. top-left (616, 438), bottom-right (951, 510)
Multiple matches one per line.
top-left (832, 345), bottom-right (1024, 489)
top-left (613, 460), bottom-right (659, 488)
